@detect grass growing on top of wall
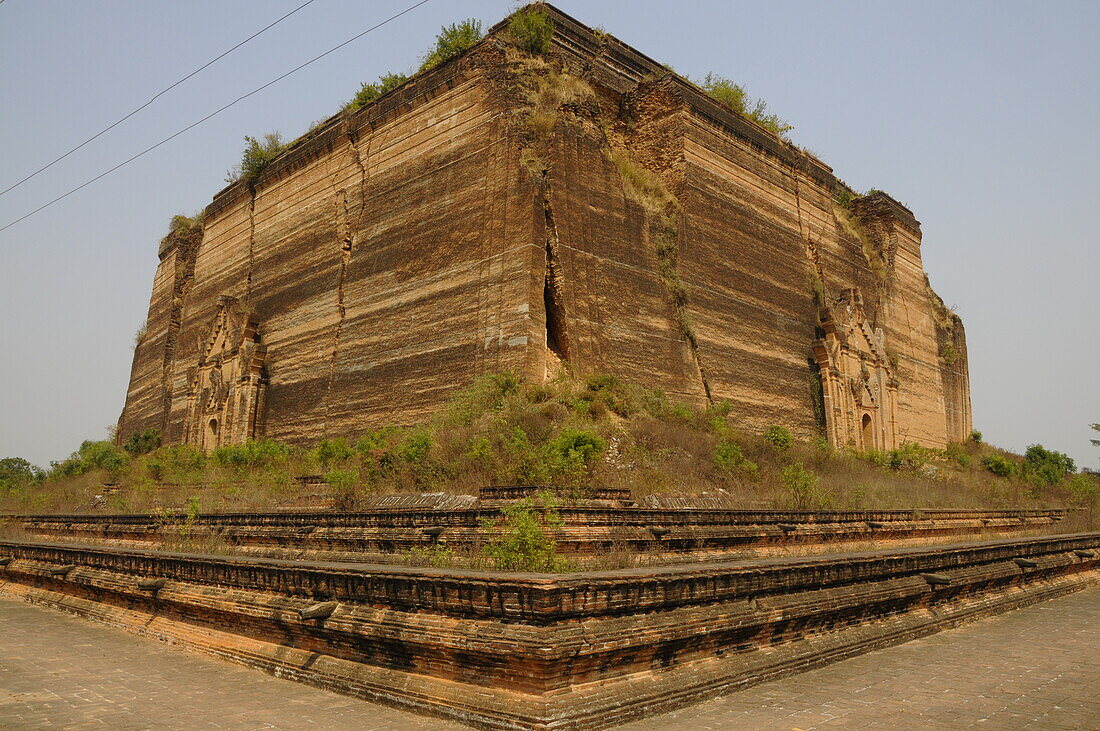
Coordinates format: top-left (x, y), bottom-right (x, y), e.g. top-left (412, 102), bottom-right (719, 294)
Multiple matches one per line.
top-left (2, 373), bottom-right (1095, 528)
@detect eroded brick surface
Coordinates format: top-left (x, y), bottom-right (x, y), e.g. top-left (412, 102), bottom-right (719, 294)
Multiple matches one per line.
top-left (0, 598), bottom-right (458, 730)
top-left (616, 587), bottom-right (1100, 730)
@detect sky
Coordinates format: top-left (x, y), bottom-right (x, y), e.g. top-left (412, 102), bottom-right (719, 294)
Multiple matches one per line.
top-left (1, 0), bottom-right (1097, 471)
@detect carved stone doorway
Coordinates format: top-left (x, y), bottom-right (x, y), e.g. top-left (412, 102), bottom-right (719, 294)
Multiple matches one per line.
top-left (812, 289), bottom-right (898, 451)
top-left (184, 298), bottom-right (267, 450)
top-left (862, 413), bottom-right (874, 450)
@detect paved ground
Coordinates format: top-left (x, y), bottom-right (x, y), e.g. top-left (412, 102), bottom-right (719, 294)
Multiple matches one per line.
top-left (619, 587), bottom-right (1100, 731)
top-left (0, 589), bottom-right (1097, 730)
top-left (0, 598), bottom-right (458, 730)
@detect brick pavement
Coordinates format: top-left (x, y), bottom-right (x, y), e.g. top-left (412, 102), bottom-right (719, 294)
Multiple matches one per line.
top-left (617, 586), bottom-right (1100, 730)
top-left (1, 589), bottom-right (1097, 730)
top-left (0, 598), bottom-right (460, 730)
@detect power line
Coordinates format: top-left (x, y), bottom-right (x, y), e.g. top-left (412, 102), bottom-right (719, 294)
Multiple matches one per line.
top-left (0, 0), bottom-right (319, 199)
top-left (0, 0), bottom-right (434, 235)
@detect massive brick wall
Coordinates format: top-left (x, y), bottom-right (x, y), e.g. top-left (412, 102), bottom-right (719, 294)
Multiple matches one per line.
top-left (117, 4), bottom-right (971, 451)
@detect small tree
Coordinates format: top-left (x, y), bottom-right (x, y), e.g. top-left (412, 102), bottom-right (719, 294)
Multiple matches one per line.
top-left (123, 428), bottom-right (161, 457)
top-left (763, 425), bottom-right (793, 452)
top-left (701, 73), bottom-right (792, 139)
top-left (0, 457), bottom-right (44, 491)
top-left (420, 19), bottom-right (483, 71)
top-left (481, 491), bottom-right (566, 572)
top-left (508, 6), bottom-right (554, 54)
top-left (1022, 444), bottom-right (1075, 486)
top-left (347, 72), bottom-right (408, 111)
top-left (226, 132), bottom-right (285, 183)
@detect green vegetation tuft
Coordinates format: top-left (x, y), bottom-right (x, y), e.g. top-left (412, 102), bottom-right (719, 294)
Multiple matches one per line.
top-left (4, 375), bottom-right (1093, 531)
top-left (1022, 444), bottom-right (1075, 486)
top-left (508, 6), bottom-right (554, 55)
top-left (763, 425), bottom-right (793, 452)
top-left (226, 132), bottom-right (286, 184)
top-left (981, 454), bottom-right (1016, 478)
top-left (346, 72), bottom-right (409, 111)
top-left (123, 428), bottom-right (161, 457)
top-left (481, 490), bottom-right (568, 572)
top-left (0, 458), bottom-right (44, 492)
top-left (420, 19), bottom-right (483, 71)
top-left (212, 439), bottom-right (290, 472)
top-left (701, 73), bottom-right (792, 139)
top-left (51, 441), bottom-right (130, 479)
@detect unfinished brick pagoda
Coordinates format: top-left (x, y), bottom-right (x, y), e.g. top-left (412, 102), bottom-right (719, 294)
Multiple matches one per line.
top-left (117, 5), bottom-right (972, 453)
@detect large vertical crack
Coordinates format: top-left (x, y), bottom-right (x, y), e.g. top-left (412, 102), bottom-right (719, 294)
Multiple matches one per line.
top-left (793, 167), bottom-right (827, 308)
top-left (321, 125), bottom-right (369, 434)
top-left (541, 189), bottom-right (570, 379)
top-left (245, 186), bottom-right (257, 301)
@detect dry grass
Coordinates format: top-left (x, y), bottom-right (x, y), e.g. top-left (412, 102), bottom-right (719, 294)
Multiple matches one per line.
top-left (3, 373), bottom-right (1094, 518)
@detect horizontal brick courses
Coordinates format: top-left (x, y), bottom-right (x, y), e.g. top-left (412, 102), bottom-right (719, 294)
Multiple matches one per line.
top-left (1, 532), bottom-right (1097, 728)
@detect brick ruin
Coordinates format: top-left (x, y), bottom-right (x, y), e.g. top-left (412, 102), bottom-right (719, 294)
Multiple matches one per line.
top-left (116, 4), bottom-right (972, 453)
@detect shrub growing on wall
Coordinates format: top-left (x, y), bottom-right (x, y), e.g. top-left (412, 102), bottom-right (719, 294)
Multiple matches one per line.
top-left (509, 6), bottom-right (554, 54)
top-left (226, 132), bottom-right (285, 184)
top-left (420, 19), bottom-right (483, 70)
top-left (347, 72), bottom-right (408, 111)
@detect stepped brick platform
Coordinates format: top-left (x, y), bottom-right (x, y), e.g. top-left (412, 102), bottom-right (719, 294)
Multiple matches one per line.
top-left (7, 507), bottom-right (1066, 566)
top-left (1, 533), bottom-right (1096, 729)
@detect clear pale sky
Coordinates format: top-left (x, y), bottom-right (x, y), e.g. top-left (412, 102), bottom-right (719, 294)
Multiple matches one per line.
top-left (1, 0), bottom-right (1097, 471)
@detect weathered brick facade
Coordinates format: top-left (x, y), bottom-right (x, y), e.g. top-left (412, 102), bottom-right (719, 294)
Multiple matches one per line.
top-left (117, 5), bottom-right (971, 453)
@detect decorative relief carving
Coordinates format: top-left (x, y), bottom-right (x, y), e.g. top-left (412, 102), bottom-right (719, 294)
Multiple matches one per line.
top-left (183, 297), bottom-right (267, 450)
top-left (812, 288), bottom-right (897, 451)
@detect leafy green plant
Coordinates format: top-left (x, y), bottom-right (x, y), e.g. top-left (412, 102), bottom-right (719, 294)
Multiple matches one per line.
top-left (508, 5), bottom-right (554, 54)
top-left (310, 438), bottom-right (353, 468)
top-left (944, 442), bottom-right (971, 469)
top-left (324, 468), bottom-right (360, 509)
top-left (346, 72), bottom-right (408, 111)
top-left (481, 491), bottom-right (567, 572)
top-left (1066, 473), bottom-right (1098, 508)
top-left (971, 430), bottom-right (983, 444)
top-left (700, 73), bottom-right (792, 139)
top-left (169, 213), bottom-right (201, 233)
top-left (50, 441), bottom-right (130, 479)
top-left (1022, 444), bottom-right (1075, 486)
top-left (226, 132), bottom-right (285, 183)
top-left (406, 542), bottom-right (458, 568)
top-left (420, 19), bottom-right (482, 71)
top-left (713, 440), bottom-right (758, 476)
top-left (212, 439), bottom-right (289, 471)
top-left (443, 372), bottom-right (521, 425)
top-left (143, 444), bottom-right (206, 484)
top-left (0, 458), bottom-right (44, 491)
top-left (763, 425), bottom-right (793, 452)
top-left (123, 428), bottom-right (161, 457)
top-left (780, 462), bottom-right (828, 510)
top-left (982, 454), bottom-right (1016, 478)
top-left (544, 429), bottom-right (605, 486)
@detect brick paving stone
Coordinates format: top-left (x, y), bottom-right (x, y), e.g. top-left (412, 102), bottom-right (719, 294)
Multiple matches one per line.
top-left (0, 598), bottom-right (460, 730)
top-left (615, 587), bottom-right (1100, 730)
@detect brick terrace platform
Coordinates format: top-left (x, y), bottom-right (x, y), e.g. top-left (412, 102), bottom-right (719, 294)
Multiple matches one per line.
top-left (2, 589), bottom-right (1097, 729)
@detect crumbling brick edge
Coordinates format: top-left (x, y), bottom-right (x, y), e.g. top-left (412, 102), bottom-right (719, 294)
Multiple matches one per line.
top-left (0, 535), bottom-right (1097, 730)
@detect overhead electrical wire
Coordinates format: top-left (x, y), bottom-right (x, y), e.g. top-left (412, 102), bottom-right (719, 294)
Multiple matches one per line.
top-left (0, 0), bottom-right (434, 235)
top-left (0, 0), bottom-right (320, 199)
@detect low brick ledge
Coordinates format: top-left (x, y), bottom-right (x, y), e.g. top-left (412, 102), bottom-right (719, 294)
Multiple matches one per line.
top-left (0, 533), bottom-right (1096, 621)
top-left (1, 534), bottom-right (1096, 730)
top-left (5, 507), bottom-right (1067, 528)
